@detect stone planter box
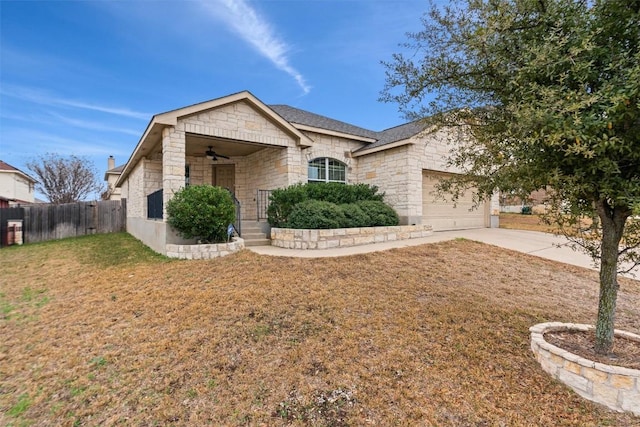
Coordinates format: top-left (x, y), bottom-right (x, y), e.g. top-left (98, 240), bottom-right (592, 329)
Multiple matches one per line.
top-left (530, 322), bottom-right (640, 416)
top-left (270, 224), bottom-right (433, 250)
top-left (165, 238), bottom-right (244, 259)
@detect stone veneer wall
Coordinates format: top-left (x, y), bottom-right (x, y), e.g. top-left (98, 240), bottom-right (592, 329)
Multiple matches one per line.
top-left (165, 238), bottom-right (245, 259)
top-left (271, 224), bottom-right (433, 250)
top-left (182, 102), bottom-right (294, 147)
top-left (354, 145), bottom-right (420, 225)
top-left (530, 322), bottom-right (640, 416)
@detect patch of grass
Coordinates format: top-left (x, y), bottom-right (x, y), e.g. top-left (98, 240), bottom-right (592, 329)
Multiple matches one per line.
top-left (0, 232), bottom-right (168, 269)
top-left (70, 232), bottom-right (169, 268)
top-left (7, 393), bottom-right (31, 417)
top-left (89, 356), bottom-right (107, 367)
top-left (0, 292), bottom-right (15, 319)
top-left (0, 287), bottom-right (49, 323)
top-left (1, 235), bottom-right (638, 425)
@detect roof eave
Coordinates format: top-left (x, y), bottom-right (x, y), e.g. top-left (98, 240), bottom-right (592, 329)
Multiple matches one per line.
top-left (291, 123), bottom-right (377, 143)
top-left (351, 139), bottom-right (415, 157)
top-left (115, 119), bottom-right (164, 187)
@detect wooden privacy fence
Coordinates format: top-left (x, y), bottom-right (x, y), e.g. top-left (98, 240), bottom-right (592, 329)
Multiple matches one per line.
top-left (0, 199), bottom-right (127, 246)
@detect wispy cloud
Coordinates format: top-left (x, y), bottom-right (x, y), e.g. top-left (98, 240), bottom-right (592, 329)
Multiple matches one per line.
top-left (1, 85), bottom-right (150, 120)
top-left (0, 111), bottom-right (141, 137)
top-left (200, 0), bottom-right (311, 94)
top-left (2, 128), bottom-right (128, 157)
top-left (46, 112), bottom-right (142, 136)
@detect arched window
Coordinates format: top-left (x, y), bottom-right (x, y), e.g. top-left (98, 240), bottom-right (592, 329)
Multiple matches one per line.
top-left (308, 158), bottom-right (346, 183)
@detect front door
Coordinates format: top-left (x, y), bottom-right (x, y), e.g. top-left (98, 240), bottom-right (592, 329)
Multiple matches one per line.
top-left (212, 164), bottom-right (235, 193)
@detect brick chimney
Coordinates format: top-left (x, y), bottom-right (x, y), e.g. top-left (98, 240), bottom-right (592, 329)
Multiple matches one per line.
top-left (108, 155), bottom-right (115, 170)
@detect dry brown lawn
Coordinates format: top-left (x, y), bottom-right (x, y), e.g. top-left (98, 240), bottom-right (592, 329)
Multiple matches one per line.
top-left (1, 233), bottom-right (639, 426)
top-left (500, 213), bottom-right (555, 233)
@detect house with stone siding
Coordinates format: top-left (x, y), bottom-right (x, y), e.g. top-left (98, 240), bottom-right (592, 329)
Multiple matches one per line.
top-left (114, 91), bottom-right (499, 255)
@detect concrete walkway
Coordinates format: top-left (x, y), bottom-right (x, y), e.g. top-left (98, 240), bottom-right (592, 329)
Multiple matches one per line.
top-left (248, 228), bottom-right (639, 279)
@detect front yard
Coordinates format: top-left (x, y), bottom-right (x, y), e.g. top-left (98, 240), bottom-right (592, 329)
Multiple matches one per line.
top-left (1, 233), bottom-right (638, 426)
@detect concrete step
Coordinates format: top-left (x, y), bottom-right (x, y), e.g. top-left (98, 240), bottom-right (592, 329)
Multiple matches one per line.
top-left (242, 226), bottom-right (265, 233)
top-left (243, 238), bottom-right (271, 247)
top-left (240, 221), bottom-right (271, 243)
top-left (243, 232), bottom-right (268, 240)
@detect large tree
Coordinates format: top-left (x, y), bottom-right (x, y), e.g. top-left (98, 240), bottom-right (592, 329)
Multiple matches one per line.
top-left (26, 154), bottom-right (104, 204)
top-left (381, 0), bottom-right (640, 354)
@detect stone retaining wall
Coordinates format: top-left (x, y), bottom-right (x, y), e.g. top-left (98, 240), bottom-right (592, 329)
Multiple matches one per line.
top-left (165, 238), bottom-right (244, 259)
top-left (530, 322), bottom-right (640, 416)
top-left (270, 224), bottom-right (433, 250)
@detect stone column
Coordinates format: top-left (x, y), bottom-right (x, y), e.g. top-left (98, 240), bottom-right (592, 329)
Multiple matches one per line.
top-left (162, 125), bottom-right (186, 220)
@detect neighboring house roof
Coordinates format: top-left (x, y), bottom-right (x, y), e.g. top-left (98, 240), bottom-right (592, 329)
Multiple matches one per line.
top-left (104, 164), bottom-right (124, 180)
top-left (269, 105), bottom-right (379, 142)
top-left (108, 165), bottom-right (125, 173)
top-left (0, 160), bottom-right (37, 183)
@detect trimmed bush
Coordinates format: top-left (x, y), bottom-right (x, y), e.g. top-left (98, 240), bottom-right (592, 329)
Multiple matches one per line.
top-left (267, 182), bottom-right (385, 227)
top-left (355, 200), bottom-right (399, 226)
top-left (266, 183), bottom-right (308, 228)
top-left (166, 185), bottom-right (235, 243)
top-left (339, 203), bottom-right (371, 228)
top-left (305, 182), bottom-right (384, 204)
top-left (287, 200), bottom-right (346, 229)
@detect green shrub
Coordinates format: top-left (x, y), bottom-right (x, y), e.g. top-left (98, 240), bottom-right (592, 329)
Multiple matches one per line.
top-left (305, 182), bottom-right (384, 204)
top-left (166, 185), bottom-right (235, 243)
top-left (355, 200), bottom-right (399, 226)
top-left (266, 183), bottom-right (308, 228)
top-left (339, 203), bottom-right (371, 228)
top-left (287, 200), bottom-right (346, 229)
top-left (267, 182), bottom-right (384, 227)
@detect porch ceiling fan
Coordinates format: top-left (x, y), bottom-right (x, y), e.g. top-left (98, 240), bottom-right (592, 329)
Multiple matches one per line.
top-left (205, 146), bottom-right (230, 161)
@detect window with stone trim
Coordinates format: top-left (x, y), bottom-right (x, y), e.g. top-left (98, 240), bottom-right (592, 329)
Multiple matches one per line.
top-left (308, 158), bottom-right (346, 183)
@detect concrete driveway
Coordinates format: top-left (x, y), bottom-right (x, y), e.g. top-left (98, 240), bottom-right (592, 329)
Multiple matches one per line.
top-left (248, 228), bottom-right (639, 279)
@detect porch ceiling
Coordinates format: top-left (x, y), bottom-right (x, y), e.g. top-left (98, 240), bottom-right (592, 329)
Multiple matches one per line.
top-left (185, 133), bottom-right (275, 157)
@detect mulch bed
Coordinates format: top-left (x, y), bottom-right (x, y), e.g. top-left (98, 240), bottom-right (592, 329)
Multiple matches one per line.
top-left (545, 331), bottom-right (640, 370)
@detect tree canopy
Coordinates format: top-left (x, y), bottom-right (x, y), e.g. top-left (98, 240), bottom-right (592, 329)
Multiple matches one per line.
top-left (381, 0), bottom-right (639, 353)
top-left (26, 154), bottom-right (104, 204)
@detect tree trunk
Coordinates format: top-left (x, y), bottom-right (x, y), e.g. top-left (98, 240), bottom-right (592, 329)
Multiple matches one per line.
top-left (594, 199), bottom-right (629, 355)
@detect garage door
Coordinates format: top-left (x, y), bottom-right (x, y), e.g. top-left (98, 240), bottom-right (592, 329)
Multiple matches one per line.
top-left (422, 171), bottom-right (487, 231)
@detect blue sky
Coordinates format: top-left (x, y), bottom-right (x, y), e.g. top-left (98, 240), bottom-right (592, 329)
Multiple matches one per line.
top-left (1, 0), bottom-right (430, 196)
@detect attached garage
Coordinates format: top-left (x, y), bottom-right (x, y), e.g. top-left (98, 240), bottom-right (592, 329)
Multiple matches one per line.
top-left (422, 170), bottom-right (488, 231)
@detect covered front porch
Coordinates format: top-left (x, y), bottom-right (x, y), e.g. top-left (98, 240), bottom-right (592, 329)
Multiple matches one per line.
top-left (117, 91), bottom-right (314, 254)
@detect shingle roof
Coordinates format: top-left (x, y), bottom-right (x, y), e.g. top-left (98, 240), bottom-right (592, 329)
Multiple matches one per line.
top-left (269, 105), bottom-right (426, 151)
top-left (0, 160), bottom-right (37, 182)
top-left (106, 164), bottom-right (125, 174)
top-left (269, 105), bottom-right (379, 140)
top-left (362, 121), bottom-right (427, 151)
top-left (0, 160), bottom-right (20, 172)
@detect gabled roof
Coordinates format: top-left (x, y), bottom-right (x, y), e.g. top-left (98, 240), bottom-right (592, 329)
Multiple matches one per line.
top-left (270, 105), bottom-right (378, 142)
top-left (0, 160), bottom-right (37, 183)
top-left (116, 91), bottom-right (314, 186)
